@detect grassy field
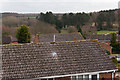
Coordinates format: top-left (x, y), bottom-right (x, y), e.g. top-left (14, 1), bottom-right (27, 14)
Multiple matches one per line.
top-left (61, 30), bottom-right (68, 33)
top-left (97, 30), bottom-right (118, 35)
top-left (61, 30), bottom-right (118, 35)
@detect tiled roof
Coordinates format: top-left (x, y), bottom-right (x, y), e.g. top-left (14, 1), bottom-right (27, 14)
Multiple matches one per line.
top-left (2, 41), bottom-right (116, 79)
top-left (2, 36), bottom-right (11, 44)
top-left (38, 33), bottom-right (84, 42)
top-left (87, 34), bottom-right (112, 41)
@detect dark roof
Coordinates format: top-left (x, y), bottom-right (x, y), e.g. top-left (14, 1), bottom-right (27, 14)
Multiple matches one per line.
top-left (86, 34), bottom-right (112, 41)
top-left (11, 37), bottom-right (17, 42)
top-left (2, 36), bottom-right (11, 44)
top-left (2, 41), bottom-right (116, 79)
top-left (38, 33), bottom-right (84, 42)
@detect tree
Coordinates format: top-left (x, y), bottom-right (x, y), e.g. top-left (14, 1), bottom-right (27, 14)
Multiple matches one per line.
top-left (77, 25), bottom-right (82, 33)
top-left (118, 27), bottom-right (120, 35)
top-left (16, 25), bottom-right (31, 43)
top-left (110, 33), bottom-right (120, 54)
top-left (96, 13), bottom-right (106, 30)
top-left (110, 33), bottom-right (117, 47)
top-left (67, 26), bottom-right (77, 33)
top-left (112, 44), bottom-right (120, 54)
top-left (111, 57), bottom-right (118, 65)
top-left (2, 16), bottom-right (19, 27)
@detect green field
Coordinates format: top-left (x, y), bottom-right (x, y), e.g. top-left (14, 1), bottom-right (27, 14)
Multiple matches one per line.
top-left (97, 30), bottom-right (118, 35)
top-left (61, 30), bottom-right (68, 33)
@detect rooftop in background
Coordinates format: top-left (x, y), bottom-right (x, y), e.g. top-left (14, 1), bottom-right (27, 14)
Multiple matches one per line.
top-left (2, 36), bottom-right (11, 44)
top-left (2, 36), bottom-right (18, 44)
top-left (36, 33), bottom-right (84, 43)
top-left (87, 33), bottom-right (113, 42)
top-left (87, 33), bottom-right (120, 42)
top-left (2, 40), bottom-right (116, 79)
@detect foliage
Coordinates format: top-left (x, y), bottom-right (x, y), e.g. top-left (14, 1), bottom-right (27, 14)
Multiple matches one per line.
top-left (111, 57), bottom-right (118, 65)
top-left (30, 21), bottom-right (58, 34)
top-left (2, 25), bottom-right (16, 37)
top-left (16, 25), bottom-right (31, 43)
top-left (2, 16), bottom-right (19, 27)
top-left (38, 12), bottom-right (90, 32)
top-left (110, 33), bottom-right (120, 54)
top-left (96, 13), bottom-right (106, 30)
top-left (61, 30), bottom-right (68, 34)
top-left (112, 44), bottom-right (120, 54)
top-left (97, 31), bottom-right (118, 35)
top-left (96, 12), bottom-right (115, 30)
top-left (0, 41), bottom-right (1, 45)
top-left (119, 27), bottom-right (120, 35)
top-left (77, 25), bottom-right (82, 33)
top-left (62, 12), bottom-right (90, 26)
top-left (110, 33), bottom-right (117, 47)
top-left (39, 12), bottom-right (63, 32)
top-left (76, 25), bottom-right (86, 38)
top-left (106, 50), bottom-right (110, 55)
top-left (67, 26), bottom-right (78, 33)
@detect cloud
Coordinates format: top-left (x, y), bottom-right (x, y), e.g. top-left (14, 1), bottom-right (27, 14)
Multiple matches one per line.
top-left (0, 0), bottom-right (119, 13)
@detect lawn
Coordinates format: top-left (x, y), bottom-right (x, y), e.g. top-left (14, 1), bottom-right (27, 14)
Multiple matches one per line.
top-left (61, 30), bottom-right (68, 33)
top-left (97, 30), bottom-right (118, 35)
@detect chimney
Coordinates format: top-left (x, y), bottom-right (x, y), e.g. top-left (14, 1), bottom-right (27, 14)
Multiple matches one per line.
top-left (34, 34), bottom-right (39, 43)
top-left (53, 34), bottom-right (55, 42)
top-left (73, 37), bottom-right (77, 41)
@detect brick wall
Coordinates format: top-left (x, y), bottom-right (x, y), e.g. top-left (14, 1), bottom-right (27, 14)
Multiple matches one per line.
top-left (55, 76), bottom-right (71, 80)
top-left (54, 72), bottom-right (113, 80)
top-left (100, 42), bottom-right (112, 54)
top-left (34, 34), bottom-right (39, 43)
top-left (99, 72), bottom-right (112, 80)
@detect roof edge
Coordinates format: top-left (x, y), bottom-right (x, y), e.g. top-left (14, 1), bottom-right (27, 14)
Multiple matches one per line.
top-left (21, 69), bottom-right (118, 80)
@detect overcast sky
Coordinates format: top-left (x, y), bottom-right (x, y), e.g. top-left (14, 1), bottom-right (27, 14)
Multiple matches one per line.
top-left (0, 0), bottom-right (120, 13)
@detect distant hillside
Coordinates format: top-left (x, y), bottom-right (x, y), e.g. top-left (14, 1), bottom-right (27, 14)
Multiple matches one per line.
top-left (37, 9), bottom-right (119, 31)
top-left (2, 15), bottom-right (58, 37)
top-left (2, 9), bottom-right (120, 38)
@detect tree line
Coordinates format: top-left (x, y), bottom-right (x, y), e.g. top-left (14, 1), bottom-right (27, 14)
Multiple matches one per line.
top-left (37, 12), bottom-right (90, 32)
top-left (96, 11), bottom-right (116, 30)
top-left (37, 9), bottom-right (119, 32)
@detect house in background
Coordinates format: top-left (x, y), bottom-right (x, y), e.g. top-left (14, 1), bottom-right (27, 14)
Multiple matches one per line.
top-left (2, 36), bottom-right (18, 44)
top-left (2, 40), bottom-right (117, 80)
top-left (86, 34), bottom-right (113, 42)
top-left (2, 36), bottom-right (11, 44)
top-left (11, 36), bottom-right (18, 44)
top-left (86, 34), bottom-right (120, 55)
top-left (34, 33), bottom-right (84, 43)
top-left (100, 42), bottom-right (112, 54)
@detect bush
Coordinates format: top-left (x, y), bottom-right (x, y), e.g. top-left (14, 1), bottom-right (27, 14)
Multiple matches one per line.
top-left (16, 25), bottom-right (31, 43)
top-left (111, 57), bottom-right (118, 65)
top-left (105, 50), bottom-right (110, 55)
top-left (67, 26), bottom-right (78, 33)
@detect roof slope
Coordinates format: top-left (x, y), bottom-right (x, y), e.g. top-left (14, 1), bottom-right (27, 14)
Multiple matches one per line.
top-left (87, 34), bottom-right (112, 41)
top-left (2, 41), bottom-right (116, 79)
top-left (38, 33), bottom-right (84, 42)
top-left (2, 36), bottom-right (11, 44)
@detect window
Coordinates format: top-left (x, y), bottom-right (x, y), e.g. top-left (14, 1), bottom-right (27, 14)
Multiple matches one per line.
top-left (78, 75), bottom-right (83, 80)
top-left (40, 78), bottom-right (54, 80)
top-left (84, 75), bottom-right (89, 80)
top-left (92, 75), bottom-right (97, 80)
top-left (48, 78), bottom-right (54, 80)
top-left (72, 76), bottom-right (77, 80)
